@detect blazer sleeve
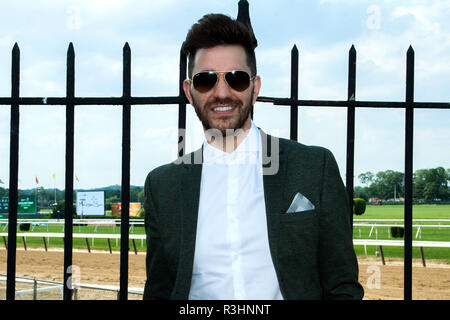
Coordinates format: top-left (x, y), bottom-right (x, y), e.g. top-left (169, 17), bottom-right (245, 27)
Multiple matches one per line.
top-left (143, 172), bottom-right (173, 300)
top-left (318, 149), bottom-right (364, 300)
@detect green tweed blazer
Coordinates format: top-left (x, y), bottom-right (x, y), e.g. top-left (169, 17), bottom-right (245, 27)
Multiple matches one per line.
top-left (143, 129), bottom-right (364, 300)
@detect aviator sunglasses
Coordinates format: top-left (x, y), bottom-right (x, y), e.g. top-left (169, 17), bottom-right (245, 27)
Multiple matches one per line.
top-left (191, 70), bottom-right (255, 93)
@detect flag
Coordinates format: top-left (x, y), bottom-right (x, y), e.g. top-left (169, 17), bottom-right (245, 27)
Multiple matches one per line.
top-left (0, 178), bottom-right (4, 184)
top-left (35, 176), bottom-right (39, 185)
top-left (75, 174), bottom-right (79, 182)
top-left (52, 173), bottom-right (56, 180)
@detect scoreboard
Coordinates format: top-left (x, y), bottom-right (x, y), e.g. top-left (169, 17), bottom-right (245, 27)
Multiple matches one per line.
top-left (0, 196), bottom-right (37, 215)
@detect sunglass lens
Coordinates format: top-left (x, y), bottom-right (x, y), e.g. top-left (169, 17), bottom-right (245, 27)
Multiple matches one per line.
top-left (193, 72), bottom-right (217, 93)
top-left (225, 71), bottom-right (251, 91)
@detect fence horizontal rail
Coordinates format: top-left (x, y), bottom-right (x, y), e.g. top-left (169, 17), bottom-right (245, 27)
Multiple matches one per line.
top-left (258, 96), bottom-right (450, 109)
top-left (0, 232), bottom-right (146, 240)
top-left (0, 219), bottom-right (144, 225)
top-left (354, 219), bottom-right (450, 222)
top-left (0, 274), bottom-right (144, 298)
top-left (1, 96), bottom-right (448, 108)
top-left (353, 239), bottom-right (450, 248)
top-left (0, 96), bottom-right (185, 106)
top-left (353, 224), bottom-right (450, 228)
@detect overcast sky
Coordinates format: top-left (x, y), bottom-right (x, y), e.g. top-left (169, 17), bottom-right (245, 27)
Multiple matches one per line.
top-left (0, 0), bottom-right (449, 190)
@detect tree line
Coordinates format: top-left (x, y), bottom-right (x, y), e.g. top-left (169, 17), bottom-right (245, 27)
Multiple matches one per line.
top-left (1, 167), bottom-right (448, 208)
top-left (355, 167), bottom-right (449, 202)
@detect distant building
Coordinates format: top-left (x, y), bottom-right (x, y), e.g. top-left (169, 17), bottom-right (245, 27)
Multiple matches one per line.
top-left (369, 198), bottom-right (382, 205)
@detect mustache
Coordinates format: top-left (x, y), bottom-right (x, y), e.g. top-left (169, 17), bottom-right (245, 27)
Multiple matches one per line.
top-left (206, 98), bottom-right (243, 109)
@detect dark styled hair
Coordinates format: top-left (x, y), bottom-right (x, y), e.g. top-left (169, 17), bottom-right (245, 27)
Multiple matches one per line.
top-left (182, 13), bottom-right (257, 78)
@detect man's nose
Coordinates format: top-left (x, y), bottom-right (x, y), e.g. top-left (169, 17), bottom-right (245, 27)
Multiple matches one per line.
top-left (212, 74), bottom-right (232, 98)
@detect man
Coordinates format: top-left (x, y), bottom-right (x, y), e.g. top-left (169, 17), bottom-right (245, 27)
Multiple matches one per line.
top-left (143, 13), bottom-right (364, 300)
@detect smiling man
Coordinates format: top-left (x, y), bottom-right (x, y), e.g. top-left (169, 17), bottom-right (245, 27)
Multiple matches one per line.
top-left (186, 45), bottom-right (257, 133)
top-left (184, 44), bottom-right (259, 154)
top-left (143, 13), bottom-right (363, 300)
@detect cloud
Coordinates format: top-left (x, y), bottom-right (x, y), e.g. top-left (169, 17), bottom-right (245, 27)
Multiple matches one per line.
top-left (21, 60), bottom-right (66, 96)
top-left (391, 3), bottom-right (447, 35)
top-left (0, 35), bottom-right (14, 48)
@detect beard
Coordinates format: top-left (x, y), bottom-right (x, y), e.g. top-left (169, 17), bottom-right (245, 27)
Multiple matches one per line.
top-left (191, 92), bottom-right (254, 137)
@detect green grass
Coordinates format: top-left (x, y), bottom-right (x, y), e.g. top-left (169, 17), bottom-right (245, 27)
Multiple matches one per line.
top-left (356, 204), bottom-right (450, 220)
top-left (353, 204), bottom-right (450, 262)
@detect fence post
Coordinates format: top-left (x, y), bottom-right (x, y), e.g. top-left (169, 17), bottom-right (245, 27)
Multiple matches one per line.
top-left (379, 245), bottom-right (385, 265)
top-left (404, 45), bottom-right (414, 301)
top-left (63, 42), bottom-right (75, 301)
top-left (290, 45), bottom-right (299, 141)
top-left (6, 43), bottom-right (20, 301)
top-left (119, 42), bottom-right (131, 301)
top-left (132, 239), bottom-right (137, 255)
top-left (33, 279), bottom-right (37, 300)
top-left (420, 247), bottom-right (426, 267)
top-left (43, 237), bottom-right (48, 251)
top-left (178, 47), bottom-right (187, 158)
top-left (346, 45), bottom-right (356, 228)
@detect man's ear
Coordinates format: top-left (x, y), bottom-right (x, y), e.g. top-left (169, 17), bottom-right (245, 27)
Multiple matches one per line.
top-left (183, 79), bottom-right (194, 105)
top-left (252, 75), bottom-right (261, 106)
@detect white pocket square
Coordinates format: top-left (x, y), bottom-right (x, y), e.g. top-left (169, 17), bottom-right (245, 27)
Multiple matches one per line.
top-left (286, 192), bottom-right (315, 213)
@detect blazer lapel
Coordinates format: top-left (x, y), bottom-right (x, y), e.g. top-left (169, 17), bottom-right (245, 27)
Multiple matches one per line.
top-left (260, 130), bottom-right (287, 274)
top-left (173, 147), bottom-right (203, 299)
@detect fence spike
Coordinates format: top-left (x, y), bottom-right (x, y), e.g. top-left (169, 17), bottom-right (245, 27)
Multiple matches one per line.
top-left (237, 0), bottom-right (257, 48)
top-left (11, 44), bottom-right (20, 90)
top-left (123, 42), bottom-right (131, 98)
top-left (67, 42), bottom-right (74, 55)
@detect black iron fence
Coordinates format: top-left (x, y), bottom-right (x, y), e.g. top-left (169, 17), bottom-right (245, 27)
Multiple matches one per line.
top-left (1, 0), bottom-right (449, 301)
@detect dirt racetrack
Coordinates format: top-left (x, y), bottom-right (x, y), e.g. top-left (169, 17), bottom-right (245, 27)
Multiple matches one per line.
top-left (1, 248), bottom-right (449, 300)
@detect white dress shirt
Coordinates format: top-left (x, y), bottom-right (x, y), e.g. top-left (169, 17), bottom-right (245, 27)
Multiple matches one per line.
top-left (188, 121), bottom-right (283, 300)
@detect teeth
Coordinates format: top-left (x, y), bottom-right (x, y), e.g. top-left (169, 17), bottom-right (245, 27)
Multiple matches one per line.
top-left (214, 106), bottom-right (234, 112)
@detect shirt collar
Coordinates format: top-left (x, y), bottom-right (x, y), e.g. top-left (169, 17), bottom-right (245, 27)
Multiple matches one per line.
top-left (202, 121), bottom-right (261, 164)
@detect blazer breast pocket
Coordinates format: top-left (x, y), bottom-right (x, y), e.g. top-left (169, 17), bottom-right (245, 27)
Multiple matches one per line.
top-left (279, 208), bottom-right (317, 225)
top-left (278, 208), bottom-right (318, 256)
